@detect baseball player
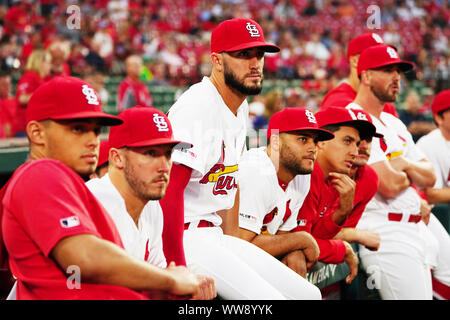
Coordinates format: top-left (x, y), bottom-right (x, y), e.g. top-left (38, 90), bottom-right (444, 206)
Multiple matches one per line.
top-left (320, 33), bottom-right (398, 117)
top-left (160, 17), bottom-right (279, 265)
top-left (416, 89), bottom-right (450, 204)
top-left (0, 77), bottom-right (202, 299)
top-left (293, 106), bottom-right (379, 284)
top-left (162, 18), bottom-right (321, 300)
top-left (347, 44), bottom-right (440, 299)
top-left (237, 107), bottom-right (334, 277)
top-left (87, 106), bottom-right (215, 300)
top-left (416, 89), bottom-right (450, 299)
top-left (333, 110), bottom-right (382, 251)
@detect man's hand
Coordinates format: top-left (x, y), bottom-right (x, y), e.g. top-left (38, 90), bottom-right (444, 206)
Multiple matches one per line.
top-left (329, 172), bottom-right (356, 224)
top-left (343, 241), bottom-right (358, 284)
top-left (419, 198), bottom-right (434, 225)
top-left (297, 231), bottom-right (320, 269)
top-left (281, 250), bottom-right (308, 278)
top-left (191, 275), bottom-right (217, 300)
top-left (165, 262), bottom-right (201, 297)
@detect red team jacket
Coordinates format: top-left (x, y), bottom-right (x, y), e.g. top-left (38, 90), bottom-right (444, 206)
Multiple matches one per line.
top-left (0, 159), bottom-right (148, 300)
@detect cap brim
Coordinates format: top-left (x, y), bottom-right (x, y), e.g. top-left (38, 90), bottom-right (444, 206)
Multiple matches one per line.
top-left (124, 138), bottom-right (193, 150)
top-left (50, 111), bottom-right (123, 126)
top-left (225, 42), bottom-right (280, 53)
top-left (370, 61), bottom-right (414, 73)
top-left (337, 120), bottom-right (379, 140)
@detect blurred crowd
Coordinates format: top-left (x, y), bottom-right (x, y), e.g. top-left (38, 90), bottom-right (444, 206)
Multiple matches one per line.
top-left (0, 0), bottom-right (449, 138)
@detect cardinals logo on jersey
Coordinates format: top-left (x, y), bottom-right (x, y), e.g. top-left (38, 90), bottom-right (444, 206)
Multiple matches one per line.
top-left (200, 141), bottom-right (238, 195)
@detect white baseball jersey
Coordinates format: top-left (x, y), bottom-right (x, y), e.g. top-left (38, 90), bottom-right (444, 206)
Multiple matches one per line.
top-left (86, 174), bottom-right (167, 268)
top-left (238, 147), bottom-right (310, 234)
top-left (347, 103), bottom-right (440, 299)
top-left (416, 129), bottom-right (450, 189)
top-left (168, 76), bottom-right (248, 226)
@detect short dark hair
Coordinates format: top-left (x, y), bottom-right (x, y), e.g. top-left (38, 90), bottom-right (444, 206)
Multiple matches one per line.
top-left (320, 124), bottom-right (341, 133)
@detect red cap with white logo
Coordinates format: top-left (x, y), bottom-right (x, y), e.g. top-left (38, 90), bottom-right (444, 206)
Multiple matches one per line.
top-left (211, 18), bottom-right (280, 53)
top-left (267, 107), bottom-right (334, 142)
top-left (315, 106), bottom-right (381, 140)
top-left (109, 106), bottom-right (192, 150)
top-left (347, 32), bottom-right (384, 59)
top-left (357, 44), bottom-right (414, 75)
top-left (26, 76), bottom-right (122, 126)
top-left (431, 89), bottom-right (450, 116)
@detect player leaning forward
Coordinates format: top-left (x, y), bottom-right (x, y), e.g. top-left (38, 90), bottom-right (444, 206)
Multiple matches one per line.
top-left (163, 18), bottom-right (321, 299)
top-left (0, 77), bottom-right (204, 299)
top-left (237, 107), bottom-right (334, 277)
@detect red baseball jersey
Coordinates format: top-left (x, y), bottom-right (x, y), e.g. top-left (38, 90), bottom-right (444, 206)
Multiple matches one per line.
top-left (117, 77), bottom-right (153, 112)
top-left (343, 165), bottom-right (379, 228)
top-left (1, 159), bottom-right (147, 300)
top-left (293, 162), bottom-right (346, 264)
top-left (320, 82), bottom-right (399, 117)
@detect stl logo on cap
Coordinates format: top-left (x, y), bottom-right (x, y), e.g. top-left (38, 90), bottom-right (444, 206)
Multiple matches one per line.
top-left (305, 110), bottom-right (317, 123)
top-left (372, 33), bottom-right (383, 43)
top-left (82, 84), bottom-right (99, 105)
top-left (356, 111), bottom-right (368, 121)
top-left (246, 22), bottom-right (260, 38)
top-left (153, 113), bottom-right (169, 132)
top-left (386, 46), bottom-right (399, 59)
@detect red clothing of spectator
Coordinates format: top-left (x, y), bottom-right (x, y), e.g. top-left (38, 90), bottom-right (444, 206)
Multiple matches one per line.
top-left (320, 82), bottom-right (399, 117)
top-left (3, 4), bottom-right (31, 35)
top-left (293, 162), bottom-right (346, 264)
top-left (15, 70), bottom-right (46, 135)
top-left (117, 77), bottom-right (153, 112)
top-left (0, 97), bottom-right (17, 138)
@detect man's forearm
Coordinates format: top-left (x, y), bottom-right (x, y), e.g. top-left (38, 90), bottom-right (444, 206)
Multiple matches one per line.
top-left (425, 187), bottom-right (450, 204)
top-left (250, 231), bottom-right (312, 258)
top-left (404, 160), bottom-right (436, 189)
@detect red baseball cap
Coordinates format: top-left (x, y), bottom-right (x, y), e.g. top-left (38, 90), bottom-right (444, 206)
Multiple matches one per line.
top-left (109, 106), bottom-right (192, 150)
top-left (211, 18), bottom-right (280, 53)
top-left (347, 32), bottom-right (384, 59)
top-left (357, 44), bottom-right (414, 75)
top-left (315, 106), bottom-right (380, 140)
top-left (431, 89), bottom-right (450, 115)
top-left (267, 107), bottom-right (334, 142)
top-left (26, 76), bottom-right (122, 126)
top-left (97, 140), bottom-right (110, 168)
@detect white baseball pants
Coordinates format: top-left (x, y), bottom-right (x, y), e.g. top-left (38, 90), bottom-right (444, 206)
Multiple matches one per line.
top-left (183, 226), bottom-right (322, 300)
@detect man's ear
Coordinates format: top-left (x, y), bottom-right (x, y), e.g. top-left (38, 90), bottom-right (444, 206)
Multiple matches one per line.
top-left (360, 70), bottom-right (371, 86)
top-left (349, 55), bottom-right (359, 69)
top-left (109, 148), bottom-right (125, 169)
top-left (210, 52), bottom-right (223, 72)
top-left (269, 134), bottom-right (280, 153)
top-left (26, 120), bottom-right (46, 146)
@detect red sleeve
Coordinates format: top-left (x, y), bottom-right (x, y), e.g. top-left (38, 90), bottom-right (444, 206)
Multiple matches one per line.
top-left (291, 190), bottom-right (315, 233)
top-left (344, 165), bottom-right (379, 228)
top-left (160, 163), bottom-right (192, 266)
top-left (311, 211), bottom-right (343, 239)
top-left (316, 238), bottom-right (346, 264)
